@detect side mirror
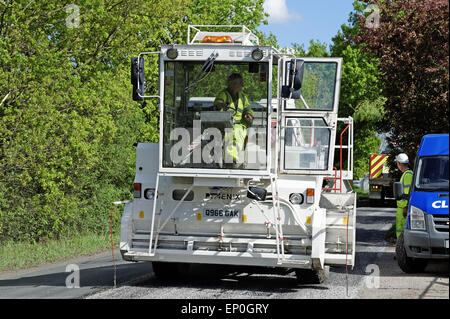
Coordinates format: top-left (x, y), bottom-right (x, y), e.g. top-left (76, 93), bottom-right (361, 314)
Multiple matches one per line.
top-left (393, 182), bottom-right (404, 201)
top-left (131, 57), bottom-right (145, 101)
top-left (281, 59), bottom-right (304, 99)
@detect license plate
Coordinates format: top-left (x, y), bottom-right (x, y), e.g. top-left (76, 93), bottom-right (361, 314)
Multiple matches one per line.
top-left (203, 208), bottom-right (240, 219)
top-left (445, 240), bottom-right (449, 249)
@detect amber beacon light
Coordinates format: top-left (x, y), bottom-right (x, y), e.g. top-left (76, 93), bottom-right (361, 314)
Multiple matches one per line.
top-left (202, 35), bottom-right (233, 43)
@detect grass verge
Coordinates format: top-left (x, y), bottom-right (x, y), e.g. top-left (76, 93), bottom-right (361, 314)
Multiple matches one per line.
top-left (0, 232), bottom-right (120, 273)
top-left (354, 187), bottom-right (369, 200)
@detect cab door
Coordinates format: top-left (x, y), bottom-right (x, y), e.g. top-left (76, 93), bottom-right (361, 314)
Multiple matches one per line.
top-left (278, 57), bottom-right (351, 178)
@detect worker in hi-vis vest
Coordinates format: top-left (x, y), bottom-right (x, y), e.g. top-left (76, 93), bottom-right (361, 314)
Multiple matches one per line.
top-left (213, 73), bottom-right (253, 166)
top-left (395, 153), bottom-right (414, 239)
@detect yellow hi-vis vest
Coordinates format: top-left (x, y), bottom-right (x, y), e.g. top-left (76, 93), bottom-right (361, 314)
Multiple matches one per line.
top-left (214, 90), bottom-right (252, 162)
top-left (397, 169), bottom-right (413, 208)
top-left (396, 169), bottom-right (413, 237)
top-left (214, 90), bottom-right (253, 122)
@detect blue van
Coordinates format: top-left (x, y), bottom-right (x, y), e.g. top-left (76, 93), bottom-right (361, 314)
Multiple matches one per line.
top-left (394, 134), bottom-right (449, 273)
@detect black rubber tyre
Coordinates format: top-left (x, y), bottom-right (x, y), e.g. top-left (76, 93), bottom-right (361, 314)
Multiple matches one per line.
top-left (381, 187), bottom-right (386, 202)
top-left (295, 266), bottom-right (329, 284)
top-left (395, 232), bottom-right (428, 273)
top-left (152, 262), bottom-right (191, 280)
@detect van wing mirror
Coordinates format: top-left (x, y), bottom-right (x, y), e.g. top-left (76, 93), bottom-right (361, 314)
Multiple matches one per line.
top-left (393, 182), bottom-right (404, 201)
top-left (281, 59), bottom-right (304, 99)
top-left (131, 57), bottom-right (145, 101)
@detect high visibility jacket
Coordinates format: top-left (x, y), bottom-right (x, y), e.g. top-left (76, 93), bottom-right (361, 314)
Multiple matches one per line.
top-left (397, 169), bottom-right (413, 208)
top-left (214, 90), bottom-right (253, 122)
top-left (396, 169), bottom-right (413, 238)
top-left (214, 90), bottom-right (252, 162)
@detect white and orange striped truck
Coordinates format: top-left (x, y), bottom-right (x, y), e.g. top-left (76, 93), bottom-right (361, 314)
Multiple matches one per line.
top-left (369, 153), bottom-right (393, 204)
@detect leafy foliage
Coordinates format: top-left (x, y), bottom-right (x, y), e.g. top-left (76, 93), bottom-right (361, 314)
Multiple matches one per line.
top-left (354, 0), bottom-right (449, 161)
top-left (328, 2), bottom-right (386, 179)
top-left (288, 8), bottom-right (386, 179)
top-left (0, 0), bottom-right (269, 242)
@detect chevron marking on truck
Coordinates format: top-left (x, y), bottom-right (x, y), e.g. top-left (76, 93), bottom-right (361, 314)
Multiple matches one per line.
top-left (370, 154), bottom-right (388, 179)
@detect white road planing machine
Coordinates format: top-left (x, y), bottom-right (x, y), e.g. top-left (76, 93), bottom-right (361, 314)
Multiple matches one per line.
top-left (121, 26), bottom-right (356, 283)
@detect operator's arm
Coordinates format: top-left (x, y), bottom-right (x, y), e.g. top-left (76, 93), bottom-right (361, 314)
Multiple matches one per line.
top-left (242, 94), bottom-right (253, 125)
top-left (213, 91), bottom-right (227, 111)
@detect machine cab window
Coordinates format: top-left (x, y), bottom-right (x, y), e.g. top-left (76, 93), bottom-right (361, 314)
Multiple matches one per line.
top-left (284, 61), bottom-right (337, 111)
top-left (280, 58), bottom-right (342, 174)
top-left (284, 117), bottom-right (331, 170)
top-left (162, 60), bottom-right (269, 171)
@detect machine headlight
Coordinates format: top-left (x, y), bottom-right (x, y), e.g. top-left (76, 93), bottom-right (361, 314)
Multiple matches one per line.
top-left (410, 206), bottom-right (426, 230)
top-left (251, 48), bottom-right (264, 61)
top-left (144, 188), bottom-right (156, 200)
top-left (289, 193), bottom-right (304, 205)
top-left (166, 48), bottom-right (178, 59)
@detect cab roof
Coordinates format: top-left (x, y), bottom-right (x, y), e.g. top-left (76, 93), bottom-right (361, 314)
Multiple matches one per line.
top-left (417, 134), bottom-right (449, 157)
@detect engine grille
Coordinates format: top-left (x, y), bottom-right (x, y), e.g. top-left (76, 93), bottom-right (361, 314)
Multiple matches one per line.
top-left (432, 214), bottom-right (449, 233)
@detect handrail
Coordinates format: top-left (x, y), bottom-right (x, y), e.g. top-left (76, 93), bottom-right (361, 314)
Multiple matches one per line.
top-left (323, 167), bottom-right (339, 193)
top-left (339, 124), bottom-right (351, 193)
top-left (322, 120), bottom-right (352, 193)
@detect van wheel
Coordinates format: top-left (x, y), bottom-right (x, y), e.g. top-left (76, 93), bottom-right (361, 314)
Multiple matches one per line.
top-left (295, 266), bottom-right (329, 284)
top-left (152, 262), bottom-right (191, 280)
top-left (395, 232), bottom-right (428, 273)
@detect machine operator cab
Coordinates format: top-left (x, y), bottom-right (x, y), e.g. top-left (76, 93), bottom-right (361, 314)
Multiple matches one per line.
top-left (131, 25), bottom-right (349, 180)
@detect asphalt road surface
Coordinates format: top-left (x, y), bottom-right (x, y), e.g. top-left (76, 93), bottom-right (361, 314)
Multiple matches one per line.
top-left (1, 202), bottom-right (448, 300)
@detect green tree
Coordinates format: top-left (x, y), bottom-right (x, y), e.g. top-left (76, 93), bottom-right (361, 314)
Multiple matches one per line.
top-left (354, 0), bottom-right (449, 160)
top-left (329, 1), bottom-right (386, 179)
top-left (289, 40), bottom-right (330, 57)
top-left (0, 0), bottom-right (271, 242)
top-left (286, 15), bottom-right (385, 179)
top-left (0, 0), bottom-right (188, 241)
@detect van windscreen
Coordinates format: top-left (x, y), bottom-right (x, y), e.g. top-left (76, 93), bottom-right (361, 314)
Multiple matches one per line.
top-left (414, 156), bottom-right (449, 192)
